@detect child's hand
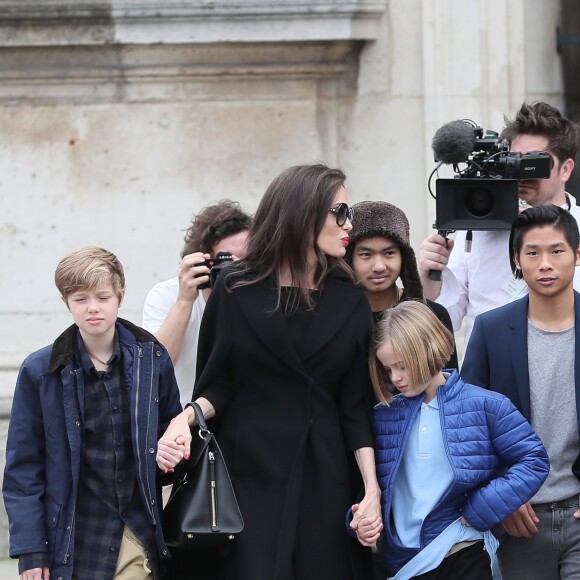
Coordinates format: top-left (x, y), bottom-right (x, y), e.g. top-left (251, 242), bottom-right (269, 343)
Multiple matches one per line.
top-left (355, 515), bottom-right (383, 547)
top-left (350, 503), bottom-right (383, 548)
top-left (460, 516), bottom-right (471, 527)
top-left (21, 566), bottom-right (50, 580)
top-left (156, 435), bottom-right (187, 472)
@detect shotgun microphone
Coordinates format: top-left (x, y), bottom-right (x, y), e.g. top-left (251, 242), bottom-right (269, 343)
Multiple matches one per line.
top-left (431, 120), bottom-right (476, 165)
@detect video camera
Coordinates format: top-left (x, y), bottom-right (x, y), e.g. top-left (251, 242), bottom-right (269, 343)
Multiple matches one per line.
top-left (430, 119), bottom-right (553, 231)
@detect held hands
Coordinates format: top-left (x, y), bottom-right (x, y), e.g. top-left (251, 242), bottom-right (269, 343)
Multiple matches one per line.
top-left (21, 567), bottom-right (50, 580)
top-left (177, 252), bottom-right (211, 303)
top-left (350, 486), bottom-right (382, 548)
top-left (156, 409), bottom-right (193, 471)
top-left (350, 503), bottom-right (383, 548)
top-left (501, 502), bottom-right (539, 538)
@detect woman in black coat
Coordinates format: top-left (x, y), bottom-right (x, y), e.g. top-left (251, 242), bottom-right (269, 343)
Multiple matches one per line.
top-left (157, 164), bottom-right (382, 580)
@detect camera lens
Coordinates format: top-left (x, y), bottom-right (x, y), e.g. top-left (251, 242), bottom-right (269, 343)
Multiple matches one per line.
top-left (465, 188), bottom-right (494, 217)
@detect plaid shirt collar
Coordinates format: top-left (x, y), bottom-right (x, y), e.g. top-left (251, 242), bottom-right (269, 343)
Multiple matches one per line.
top-left (75, 330), bottom-right (121, 376)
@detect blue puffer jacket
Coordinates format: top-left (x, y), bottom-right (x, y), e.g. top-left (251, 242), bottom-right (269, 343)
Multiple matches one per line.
top-left (2, 319), bottom-right (182, 580)
top-left (375, 370), bottom-right (549, 573)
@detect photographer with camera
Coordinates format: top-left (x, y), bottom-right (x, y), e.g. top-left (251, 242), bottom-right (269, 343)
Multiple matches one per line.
top-left (419, 101), bottom-right (580, 353)
top-left (142, 200), bottom-right (251, 406)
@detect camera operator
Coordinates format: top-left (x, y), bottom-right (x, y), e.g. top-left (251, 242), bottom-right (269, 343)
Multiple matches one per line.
top-left (419, 101), bottom-right (580, 353)
top-left (142, 200), bottom-right (251, 406)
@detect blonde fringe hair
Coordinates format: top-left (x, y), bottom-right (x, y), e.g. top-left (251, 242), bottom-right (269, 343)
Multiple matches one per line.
top-left (369, 301), bottom-right (454, 404)
top-left (55, 246), bottom-right (125, 301)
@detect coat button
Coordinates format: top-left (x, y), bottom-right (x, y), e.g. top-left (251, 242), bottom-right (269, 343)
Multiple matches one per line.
top-left (75, 421), bottom-right (81, 427)
top-left (156, 350), bottom-right (162, 357)
top-left (149, 447), bottom-right (155, 453)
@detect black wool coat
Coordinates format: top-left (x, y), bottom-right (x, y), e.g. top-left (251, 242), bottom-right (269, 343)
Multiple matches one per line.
top-left (193, 267), bottom-right (376, 580)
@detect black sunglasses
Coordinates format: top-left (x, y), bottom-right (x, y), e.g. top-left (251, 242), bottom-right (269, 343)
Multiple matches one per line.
top-left (328, 203), bottom-right (354, 226)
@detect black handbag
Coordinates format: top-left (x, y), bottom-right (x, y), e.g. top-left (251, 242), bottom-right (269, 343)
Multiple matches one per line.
top-left (162, 402), bottom-right (244, 549)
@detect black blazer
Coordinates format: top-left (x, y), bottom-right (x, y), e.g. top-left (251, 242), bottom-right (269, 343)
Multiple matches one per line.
top-left (192, 266), bottom-right (375, 580)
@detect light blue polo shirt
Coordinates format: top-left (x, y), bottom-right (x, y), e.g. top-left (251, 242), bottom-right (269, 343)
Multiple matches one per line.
top-left (392, 396), bottom-right (454, 547)
top-left (392, 394), bottom-right (482, 548)
top-left (389, 388), bottom-right (498, 579)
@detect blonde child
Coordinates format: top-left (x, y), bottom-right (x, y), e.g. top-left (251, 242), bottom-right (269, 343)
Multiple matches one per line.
top-left (3, 247), bottom-right (182, 580)
top-left (351, 301), bottom-right (549, 579)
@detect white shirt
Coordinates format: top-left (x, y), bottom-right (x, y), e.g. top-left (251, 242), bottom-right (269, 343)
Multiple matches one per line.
top-left (142, 277), bottom-right (206, 407)
top-left (437, 193), bottom-right (580, 356)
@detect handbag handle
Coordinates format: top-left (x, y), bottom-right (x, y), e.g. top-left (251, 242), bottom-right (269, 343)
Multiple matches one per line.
top-left (187, 401), bottom-right (211, 439)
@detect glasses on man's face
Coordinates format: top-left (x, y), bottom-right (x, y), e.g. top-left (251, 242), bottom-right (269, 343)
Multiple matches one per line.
top-left (328, 203), bottom-right (354, 226)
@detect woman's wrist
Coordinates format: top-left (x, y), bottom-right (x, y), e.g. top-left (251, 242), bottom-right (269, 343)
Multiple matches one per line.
top-left (183, 405), bottom-right (196, 426)
top-left (364, 481), bottom-right (380, 494)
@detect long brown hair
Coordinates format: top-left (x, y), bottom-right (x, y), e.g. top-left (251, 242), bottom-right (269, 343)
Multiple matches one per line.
top-left (227, 164), bottom-right (354, 309)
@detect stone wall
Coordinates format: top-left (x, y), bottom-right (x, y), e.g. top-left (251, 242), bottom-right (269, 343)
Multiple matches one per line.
top-left (0, 0), bottom-right (565, 556)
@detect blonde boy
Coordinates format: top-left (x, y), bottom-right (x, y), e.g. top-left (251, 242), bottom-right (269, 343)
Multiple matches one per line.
top-left (3, 247), bottom-right (181, 580)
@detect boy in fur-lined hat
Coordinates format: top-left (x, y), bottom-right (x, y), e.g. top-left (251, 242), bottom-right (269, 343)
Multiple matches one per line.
top-left (347, 200), bottom-right (458, 369)
top-left (346, 201), bottom-right (458, 580)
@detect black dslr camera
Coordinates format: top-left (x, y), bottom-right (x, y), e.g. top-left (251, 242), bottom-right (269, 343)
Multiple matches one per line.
top-left (430, 120), bottom-right (553, 231)
top-left (198, 251), bottom-right (233, 290)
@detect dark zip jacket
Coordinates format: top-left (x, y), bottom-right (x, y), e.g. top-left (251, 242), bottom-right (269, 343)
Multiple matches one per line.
top-left (3, 319), bottom-right (182, 579)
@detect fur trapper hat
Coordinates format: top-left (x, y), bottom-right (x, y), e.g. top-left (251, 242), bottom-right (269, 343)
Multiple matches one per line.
top-left (346, 200), bottom-right (423, 300)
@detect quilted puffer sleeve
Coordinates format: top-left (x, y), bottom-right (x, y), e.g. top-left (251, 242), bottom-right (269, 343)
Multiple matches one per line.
top-left (461, 394), bottom-right (549, 531)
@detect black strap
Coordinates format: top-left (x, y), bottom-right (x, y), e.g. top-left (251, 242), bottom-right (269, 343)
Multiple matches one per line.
top-left (186, 401), bottom-right (210, 434)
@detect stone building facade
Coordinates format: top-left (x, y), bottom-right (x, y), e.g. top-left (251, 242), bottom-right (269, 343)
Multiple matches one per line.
top-left (0, 0), bottom-right (566, 555)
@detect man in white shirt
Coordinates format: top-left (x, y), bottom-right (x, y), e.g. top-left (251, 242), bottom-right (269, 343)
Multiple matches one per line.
top-left (419, 102), bottom-right (580, 354)
top-left (143, 200), bottom-right (251, 406)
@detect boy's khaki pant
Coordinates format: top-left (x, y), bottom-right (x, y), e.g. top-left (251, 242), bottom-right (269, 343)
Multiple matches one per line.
top-left (114, 527), bottom-right (152, 580)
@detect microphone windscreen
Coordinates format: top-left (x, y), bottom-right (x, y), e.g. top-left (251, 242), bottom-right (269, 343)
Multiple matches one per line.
top-left (432, 120), bottom-right (476, 165)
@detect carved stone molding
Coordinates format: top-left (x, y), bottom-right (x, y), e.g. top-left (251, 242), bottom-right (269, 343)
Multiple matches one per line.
top-left (0, 1), bottom-right (388, 46)
top-left (0, 1), bottom-right (383, 103)
top-left (0, 41), bottom-right (363, 103)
